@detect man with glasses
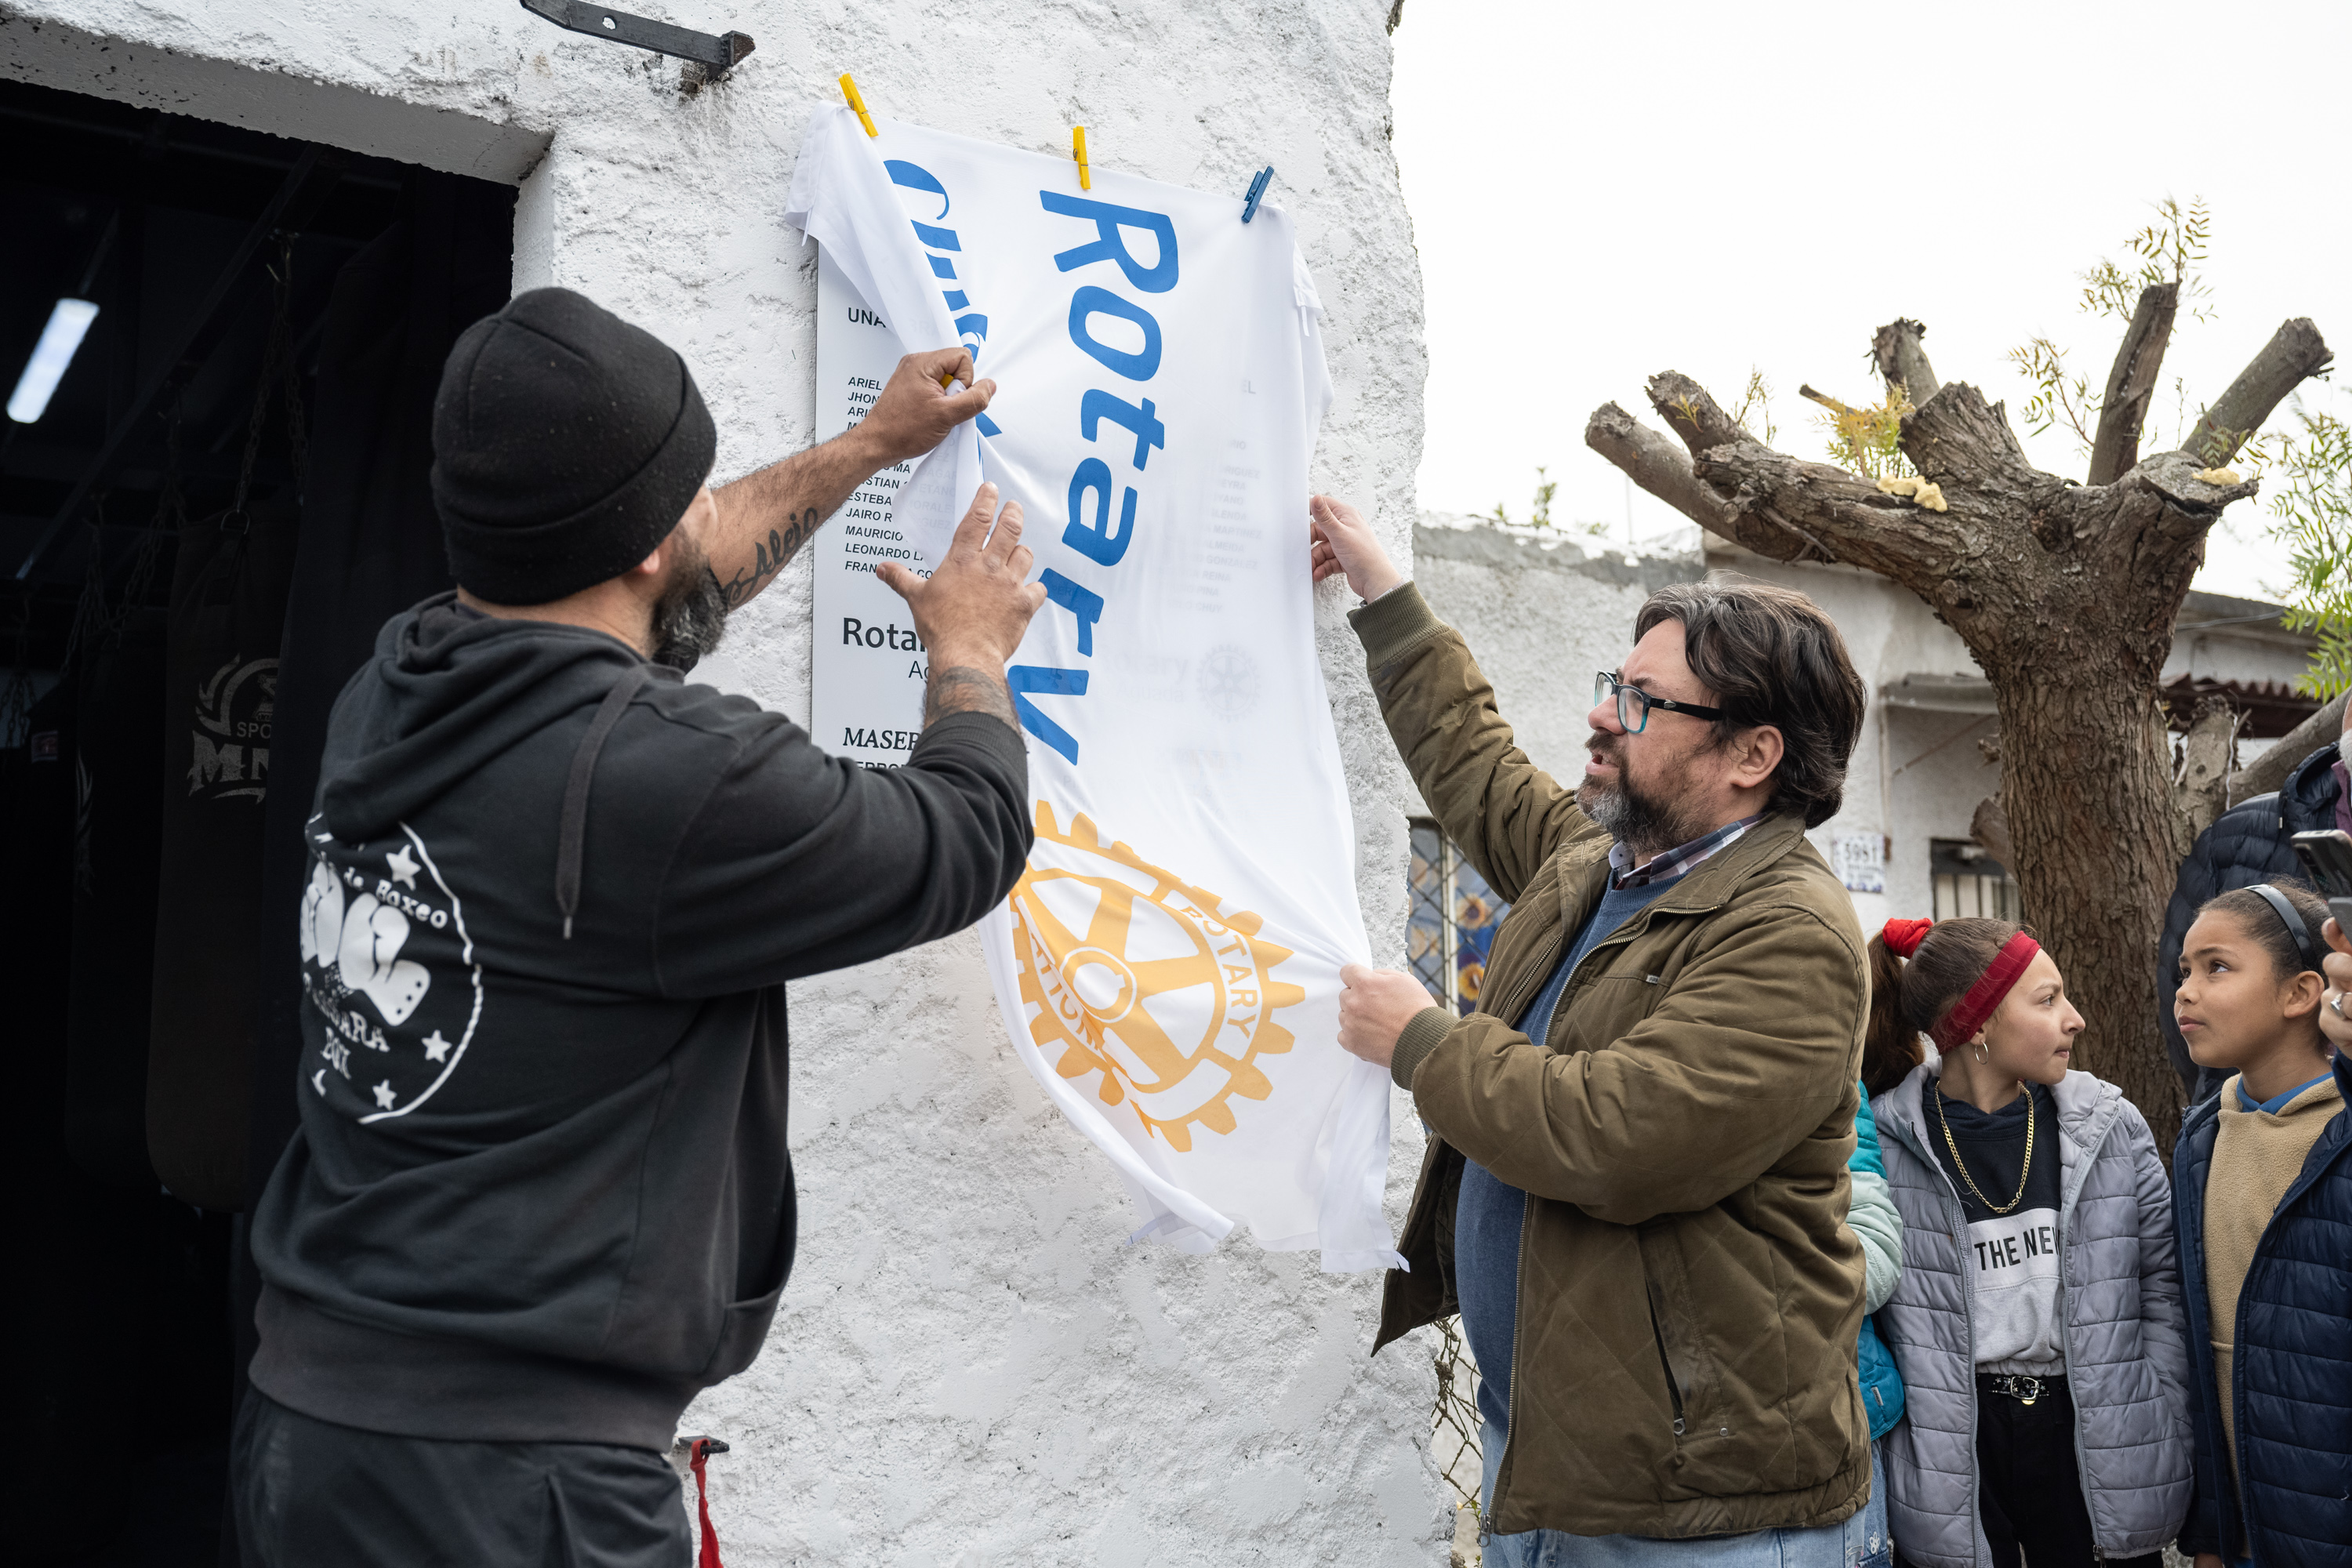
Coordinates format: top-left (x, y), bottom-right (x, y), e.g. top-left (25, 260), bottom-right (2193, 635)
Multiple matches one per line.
top-left (1305, 495), bottom-right (1876, 1565)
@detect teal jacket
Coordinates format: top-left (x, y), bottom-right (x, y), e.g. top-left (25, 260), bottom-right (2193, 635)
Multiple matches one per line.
top-left (1852, 1083), bottom-right (1907, 1439)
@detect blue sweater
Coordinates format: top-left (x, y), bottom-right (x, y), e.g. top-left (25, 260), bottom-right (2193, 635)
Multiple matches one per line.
top-left (1456, 874), bottom-right (1681, 1436)
top-left (2172, 1049), bottom-right (2352, 1566)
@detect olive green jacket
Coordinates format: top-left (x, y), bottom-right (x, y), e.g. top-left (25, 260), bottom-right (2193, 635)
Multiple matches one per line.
top-left (1356, 584), bottom-right (1872, 1540)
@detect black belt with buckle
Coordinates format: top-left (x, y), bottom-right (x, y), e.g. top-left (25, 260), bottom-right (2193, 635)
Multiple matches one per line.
top-left (1976, 1371), bottom-right (2064, 1406)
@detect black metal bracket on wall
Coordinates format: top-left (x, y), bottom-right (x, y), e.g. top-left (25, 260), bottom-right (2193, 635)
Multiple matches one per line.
top-left (518, 0), bottom-right (754, 82)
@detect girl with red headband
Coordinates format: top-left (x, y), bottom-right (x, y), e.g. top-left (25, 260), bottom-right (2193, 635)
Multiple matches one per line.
top-left (1861, 916), bottom-right (2190, 1568)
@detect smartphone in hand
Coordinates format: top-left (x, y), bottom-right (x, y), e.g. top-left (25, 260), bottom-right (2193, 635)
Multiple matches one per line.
top-left (2289, 829), bottom-right (2352, 935)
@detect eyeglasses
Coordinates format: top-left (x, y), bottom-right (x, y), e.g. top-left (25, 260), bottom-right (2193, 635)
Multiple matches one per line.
top-left (1594, 671), bottom-right (1726, 735)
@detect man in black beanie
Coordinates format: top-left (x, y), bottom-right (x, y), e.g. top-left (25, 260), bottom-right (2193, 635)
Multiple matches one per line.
top-left (233, 288), bottom-right (1043, 1566)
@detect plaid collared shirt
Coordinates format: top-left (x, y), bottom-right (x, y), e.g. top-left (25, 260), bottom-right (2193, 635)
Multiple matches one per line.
top-left (1607, 814), bottom-right (1764, 890)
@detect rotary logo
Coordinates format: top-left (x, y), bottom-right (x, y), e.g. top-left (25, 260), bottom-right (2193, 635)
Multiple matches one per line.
top-left (1010, 803), bottom-right (1305, 1152)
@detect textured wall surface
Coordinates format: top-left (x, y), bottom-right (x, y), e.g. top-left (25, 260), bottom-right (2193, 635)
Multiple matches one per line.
top-left (1411, 514), bottom-right (1703, 791)
top-left (2, 2), bottom-right (1444, 1560)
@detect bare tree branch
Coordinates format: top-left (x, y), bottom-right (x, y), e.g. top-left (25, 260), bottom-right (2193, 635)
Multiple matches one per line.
top-left (1583, 401), bottom-right (1751, 542)
top-left (1689, 437), bottom-right (1976, 584)
top-left (2180, 317), bottom-right (2334, 466)
top-left (1872, 318), bottom-right (1940, 405)
top-left (2225, 690), bottom-right (2348, 805)
top-left (2088, 283), bottom-right (2179, 485)
top-left (1646, 371), bottom-right (1754, 459)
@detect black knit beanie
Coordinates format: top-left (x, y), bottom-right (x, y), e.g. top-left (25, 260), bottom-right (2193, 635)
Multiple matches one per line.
top-left (431, 288), bottom-right (717, 605)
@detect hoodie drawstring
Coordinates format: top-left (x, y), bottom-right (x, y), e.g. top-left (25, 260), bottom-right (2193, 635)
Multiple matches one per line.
top-left (557, 666), bottom-right (652, 938)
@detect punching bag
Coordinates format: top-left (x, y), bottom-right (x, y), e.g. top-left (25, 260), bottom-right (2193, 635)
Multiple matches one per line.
top-left (64, 608), bottom-right (170, 1189)
top-left (4, 678), bottom-right (75, 1155)
top-left (148, 251), bottom-right (307, 1212)
top-left (147, 497), bottom-right (297, 1210)
top-left (245, 172), bottom-right (514, 1207)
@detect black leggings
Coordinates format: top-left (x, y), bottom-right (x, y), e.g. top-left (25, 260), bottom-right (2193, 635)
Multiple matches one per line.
top-left (1973, 1376), bottom-right (2160, 1568)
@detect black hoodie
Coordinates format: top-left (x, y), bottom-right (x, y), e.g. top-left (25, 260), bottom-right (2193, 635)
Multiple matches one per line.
top-left (247, 594), bottom-right (1029, 1449)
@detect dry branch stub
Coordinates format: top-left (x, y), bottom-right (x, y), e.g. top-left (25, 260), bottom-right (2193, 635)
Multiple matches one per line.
top-left (2088, 282), bottom-right (2179, 486)
top-left (1872, 318), bottom-right (1939, 405)
top-left (2180, 317), bottom-right (2334, 467)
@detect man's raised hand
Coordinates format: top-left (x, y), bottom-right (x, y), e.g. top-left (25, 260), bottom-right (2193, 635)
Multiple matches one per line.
top-left (859, 348), bottom-right (997, 466)
top-left (1308, 495), bottom-right (1404, 602)
top-left (876, 484), bottom-right (1046, 730)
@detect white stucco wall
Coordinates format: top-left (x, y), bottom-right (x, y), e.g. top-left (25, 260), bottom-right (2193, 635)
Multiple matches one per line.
top-left (1411, 514), bottom-right (1703, 788)
top-left (2, 3), bottom-right (1444, 1562)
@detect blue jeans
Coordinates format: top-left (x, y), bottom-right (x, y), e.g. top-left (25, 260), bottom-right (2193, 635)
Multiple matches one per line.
top-left (1478, 1422), bottom-right (1890, 1568)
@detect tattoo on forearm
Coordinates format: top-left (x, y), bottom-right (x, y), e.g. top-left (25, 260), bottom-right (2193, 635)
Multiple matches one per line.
top-left (718, 507), bottom-right (822, 609)
top-left (925, 665), bottom-right (1017, 731)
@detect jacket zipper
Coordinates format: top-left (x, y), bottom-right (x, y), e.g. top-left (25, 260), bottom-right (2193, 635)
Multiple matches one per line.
top-left (1647, 1294), bottom-right (1688, 1436)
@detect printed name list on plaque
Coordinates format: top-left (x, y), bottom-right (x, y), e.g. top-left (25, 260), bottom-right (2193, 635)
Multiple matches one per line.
top-left (811, 248), bottom-right (944, 768)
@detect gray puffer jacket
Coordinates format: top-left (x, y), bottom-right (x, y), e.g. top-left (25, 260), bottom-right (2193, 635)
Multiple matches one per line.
top-left (1875, 1058), bottom-right (2192, 1567)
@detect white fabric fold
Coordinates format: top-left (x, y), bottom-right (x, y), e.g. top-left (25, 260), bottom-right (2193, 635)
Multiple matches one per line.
top-left (789, 107), bottom-right (1399, 1272)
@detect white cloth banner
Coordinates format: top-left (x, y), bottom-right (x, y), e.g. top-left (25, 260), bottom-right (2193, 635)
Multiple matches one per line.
top-left (787, 110), bottom-right (1399, 1270)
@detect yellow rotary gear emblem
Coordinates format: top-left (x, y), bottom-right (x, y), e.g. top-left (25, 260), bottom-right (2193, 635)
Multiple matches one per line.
top-left (1010, 802), bottom-right (1305, 1152)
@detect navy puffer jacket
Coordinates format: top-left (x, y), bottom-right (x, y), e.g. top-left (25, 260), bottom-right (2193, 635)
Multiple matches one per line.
top-left (2158, 741), bottom-right (2341, 1100)
top-left (2172, 1051), bottom-right (2352, 1566)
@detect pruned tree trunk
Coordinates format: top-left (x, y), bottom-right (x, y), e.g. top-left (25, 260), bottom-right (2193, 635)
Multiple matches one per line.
top-left (1586, 301), bottom-right (2333, 1153)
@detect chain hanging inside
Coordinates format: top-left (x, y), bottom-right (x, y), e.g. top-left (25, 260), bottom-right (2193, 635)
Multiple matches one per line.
top-left (224, 233), bottom-right (305, 535)
top-left (1936, 1082), bottom-right (2036, 1216)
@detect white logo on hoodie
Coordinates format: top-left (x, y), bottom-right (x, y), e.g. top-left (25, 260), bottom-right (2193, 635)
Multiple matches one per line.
top-left (299, 817), bottom-right (484, 1123)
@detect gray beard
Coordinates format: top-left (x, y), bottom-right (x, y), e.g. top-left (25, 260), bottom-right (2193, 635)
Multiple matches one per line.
top-left (1577, 774), bottom-right (1707, 862)
top-left (651, 557), bottom-right (731, 673)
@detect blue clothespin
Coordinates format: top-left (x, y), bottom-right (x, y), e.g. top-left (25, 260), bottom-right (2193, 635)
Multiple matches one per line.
top-left (1241, 165), bottom-right (1273, 223)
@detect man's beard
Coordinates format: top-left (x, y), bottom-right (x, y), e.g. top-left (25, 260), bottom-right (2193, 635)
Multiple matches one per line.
top-left (1575, 732), bottom-right (1710, 858)
top-left (649, 532), bottom-right (730, 672)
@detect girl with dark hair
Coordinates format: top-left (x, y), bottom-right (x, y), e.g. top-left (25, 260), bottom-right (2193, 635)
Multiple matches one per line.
top-left (2170, 880), bottom-right (2351, 1568)
top-left (1865, 916), bottom-right (2190, 1568)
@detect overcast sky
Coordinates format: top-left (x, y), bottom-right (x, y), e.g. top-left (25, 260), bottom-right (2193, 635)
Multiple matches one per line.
top-left (1388, 0), bottom-right (2352, 605)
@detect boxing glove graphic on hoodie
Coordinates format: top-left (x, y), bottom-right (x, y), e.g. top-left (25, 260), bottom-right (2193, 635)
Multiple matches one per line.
top-left (300, 858), bottom-right (431, 1026)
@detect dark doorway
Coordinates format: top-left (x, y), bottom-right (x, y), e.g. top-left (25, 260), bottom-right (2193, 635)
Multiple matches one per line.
top-left (0, 74), bottom-right (514, 1565)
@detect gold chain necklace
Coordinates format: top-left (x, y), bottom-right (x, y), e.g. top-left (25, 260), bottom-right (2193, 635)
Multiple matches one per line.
top-left (1936, 1083), bottom-right (2034, 1217)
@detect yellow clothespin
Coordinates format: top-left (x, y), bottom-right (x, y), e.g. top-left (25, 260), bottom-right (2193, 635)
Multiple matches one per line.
top-left (840, 73), bottom-right (878, 138)
top-left (1073, 125), bottom-right (1091, 191)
